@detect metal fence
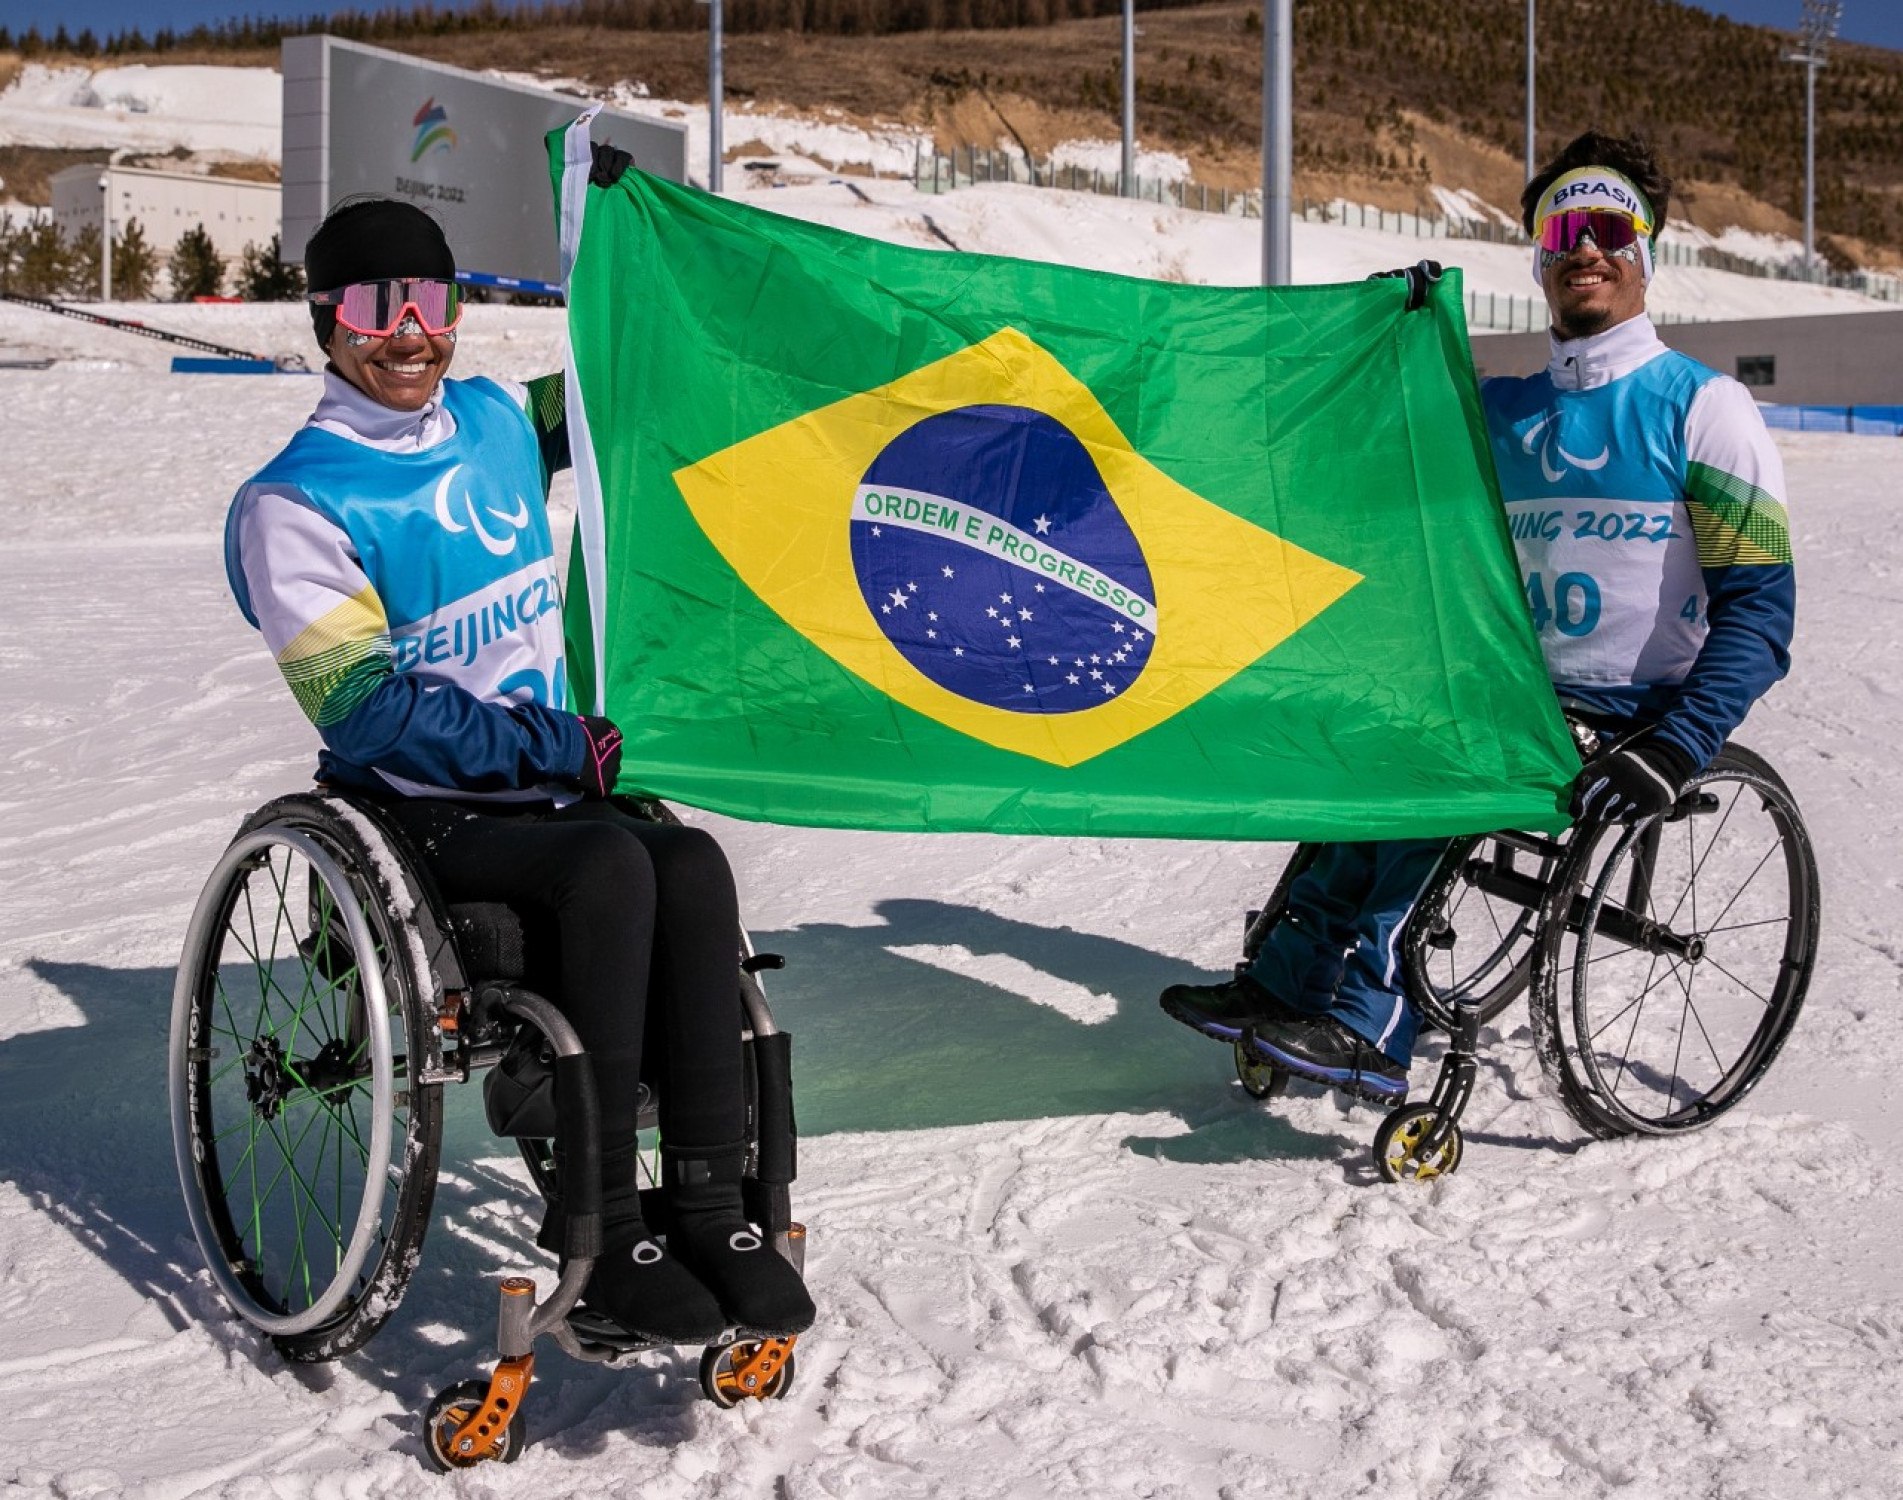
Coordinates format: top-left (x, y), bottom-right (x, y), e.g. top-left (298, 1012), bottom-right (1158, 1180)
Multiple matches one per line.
top-left (915, 146), bottom-right (1259, 216)
top-left (1757, 402), bottom-right (1903, 436)
top-left (1462, 290), bottom-right (1702, 333)
top-left (913, 148), bottom-right (1903, 308)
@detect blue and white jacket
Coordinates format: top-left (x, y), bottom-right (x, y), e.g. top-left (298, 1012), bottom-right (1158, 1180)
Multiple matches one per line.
top-left (226, 370), bottom-right (586, 800)
top-left (1483, 315), bottom-right (1796, 769)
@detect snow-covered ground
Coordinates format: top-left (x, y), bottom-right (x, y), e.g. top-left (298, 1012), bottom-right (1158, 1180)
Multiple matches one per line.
top-left (4, 51), bottom-right (1903, 1499)
top-left (2, 288), bottom-right (1901, 1496)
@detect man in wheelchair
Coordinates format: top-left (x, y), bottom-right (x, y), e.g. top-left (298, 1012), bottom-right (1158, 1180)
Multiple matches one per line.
top-left (221, 195), bottom-right (814, 1344)
top-left (1161, 130), bottom-right (1796, 1104)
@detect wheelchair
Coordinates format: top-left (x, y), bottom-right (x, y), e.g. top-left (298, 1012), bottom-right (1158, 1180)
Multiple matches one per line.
top-left (166, 790), bottom-right (805, 1470)
top-left (1226, 732), bottom-right (1819, 1183)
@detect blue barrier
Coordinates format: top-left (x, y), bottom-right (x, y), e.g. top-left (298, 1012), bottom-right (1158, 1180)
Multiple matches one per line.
top-left (171, 357), bottom-right (285, 375)
top-left (1757, 403), bottom-right (1903, 436)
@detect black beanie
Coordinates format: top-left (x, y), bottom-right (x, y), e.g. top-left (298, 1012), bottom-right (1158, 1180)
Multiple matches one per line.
top-left (304, 198), bottom-right (457, 352)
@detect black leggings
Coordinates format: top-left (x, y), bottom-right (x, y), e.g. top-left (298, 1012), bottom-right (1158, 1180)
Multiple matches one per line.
top-left (384, 798), bottom-right (743, 1153)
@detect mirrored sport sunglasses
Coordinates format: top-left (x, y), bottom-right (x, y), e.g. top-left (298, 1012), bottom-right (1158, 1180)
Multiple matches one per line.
top-left (1537, 208), bottom-right (1649, 256)
top-left (308, 278), bottom-right (464, 337)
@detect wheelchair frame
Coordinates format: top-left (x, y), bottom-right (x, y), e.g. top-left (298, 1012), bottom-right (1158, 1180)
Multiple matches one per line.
top-left (1229, 739), bottom-right (1820, 1181)
top-left (167, 789), bottom-right (805, 1470)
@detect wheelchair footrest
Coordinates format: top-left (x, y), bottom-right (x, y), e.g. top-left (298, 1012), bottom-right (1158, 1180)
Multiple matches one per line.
top-left (563, 1307), bottom-right (671, 1354)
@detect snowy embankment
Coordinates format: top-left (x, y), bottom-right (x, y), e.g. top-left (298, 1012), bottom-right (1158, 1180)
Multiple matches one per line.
top-left (1, 61), bottom-right (1897, 325)
top-left (0, 62), bottom-right (279, 158)
top-left (1, 299), bottom-right (1901, 1496)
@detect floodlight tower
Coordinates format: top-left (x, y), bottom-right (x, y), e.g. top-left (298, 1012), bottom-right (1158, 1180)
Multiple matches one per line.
top-left (1121, 0), bottom-right (1136, 196)
top-left (698, 0), bottom-right (725, 193)
top-left (1260, 0), bottom-right (1292, 285)
top-left (1783, 0), bottom-right (1844, 278)
top-left (1524, 0), bottom-right (1536, 184)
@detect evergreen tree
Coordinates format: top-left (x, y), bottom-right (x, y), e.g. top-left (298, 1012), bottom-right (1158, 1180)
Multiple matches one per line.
top-left (235, 234), bottom-right (305, 301)
top-left (167, 224), bottom-right (225, 300)
top-left (65, 223), bottom-right (103, 299)
top-left (113, 217), bottom-right (159, 300)
top-left (13, 220), bottom-right (73, 298)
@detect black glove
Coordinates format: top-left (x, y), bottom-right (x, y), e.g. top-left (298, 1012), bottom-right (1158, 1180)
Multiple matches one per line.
top-left (1570, 740), bottom-right (1696, 825)
top-left (590, 141), bottom-right (634, 189)
top-left (576, 715), bottom-right (624, 800)
top-left (1368, 259), bottom-right (1443, 312)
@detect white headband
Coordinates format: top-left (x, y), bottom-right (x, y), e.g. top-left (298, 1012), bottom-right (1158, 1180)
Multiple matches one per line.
top-left (1530, 168), bottom-right (1657, 288)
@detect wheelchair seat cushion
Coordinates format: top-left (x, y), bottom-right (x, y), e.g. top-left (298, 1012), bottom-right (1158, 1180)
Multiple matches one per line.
top-left (448, 902), bottom-right (528, 983)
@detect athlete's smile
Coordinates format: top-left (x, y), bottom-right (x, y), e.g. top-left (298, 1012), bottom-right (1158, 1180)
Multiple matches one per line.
top-left (329, 318), bottom-right (456, 412)
top-left (1543, 236), bottom-right (1646, 340)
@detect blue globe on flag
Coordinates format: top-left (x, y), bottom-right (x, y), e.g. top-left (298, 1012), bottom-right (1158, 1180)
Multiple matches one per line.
top-left (851, 404), bottom-right (1157, 714)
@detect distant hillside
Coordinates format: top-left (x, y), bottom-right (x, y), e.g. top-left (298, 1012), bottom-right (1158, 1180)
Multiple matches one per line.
top-left (7, 0), bottom-right (1901, 266)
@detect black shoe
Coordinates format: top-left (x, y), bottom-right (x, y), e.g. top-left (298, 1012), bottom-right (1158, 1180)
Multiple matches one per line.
top-left (1159, 973), bottom-right (1292, 1043)
top-left (664, 1144), bottom-right (816, 1337)
top-left (1243, 1015), bottom-right (1409, 1104)
top-left (581, 1236), bottom-right (730, 1344)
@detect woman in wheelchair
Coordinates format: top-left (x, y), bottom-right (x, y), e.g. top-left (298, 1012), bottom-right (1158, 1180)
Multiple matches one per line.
top-left (220, 197), bottom-right (813, 1345)
top-left (1160, 131), bottom-right (1799, 1118)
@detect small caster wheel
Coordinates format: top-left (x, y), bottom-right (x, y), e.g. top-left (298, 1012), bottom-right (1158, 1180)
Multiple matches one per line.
top-left (421, 1379), bottom-right (526, 1472)
top-left (1234, 1040), bottom-right (1288, 1101)
top-left (700, 1339), bottom-right (798, 1407)
top-left (1373, 1103), bottom-right (1463, 1183)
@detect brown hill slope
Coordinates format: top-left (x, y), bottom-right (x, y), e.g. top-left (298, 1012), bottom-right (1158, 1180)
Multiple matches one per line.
top-left (13, 0), bottom-right (1903, 265)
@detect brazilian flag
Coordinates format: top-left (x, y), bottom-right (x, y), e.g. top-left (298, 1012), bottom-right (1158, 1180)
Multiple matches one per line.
top-left (550, 119), bottom-right (1575, 840)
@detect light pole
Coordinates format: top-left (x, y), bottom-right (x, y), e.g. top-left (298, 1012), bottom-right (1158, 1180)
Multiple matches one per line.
top-left (1783, 0), bottom-right (1843, 279)
top-left (1121, 0), bottom-right (1136, 196)
top-left (98, 171), bottom-right (112, 303)
top-left (699, 0), bottom-right (724, 193)
top-left (1260, 0), bottom-right (1292, 286)
top-left (1524, 0), bottom-right (1536, 184)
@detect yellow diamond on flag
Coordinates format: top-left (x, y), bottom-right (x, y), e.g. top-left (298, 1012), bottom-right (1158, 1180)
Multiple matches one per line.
top-left (673, 327), bottom-right (1362, 767)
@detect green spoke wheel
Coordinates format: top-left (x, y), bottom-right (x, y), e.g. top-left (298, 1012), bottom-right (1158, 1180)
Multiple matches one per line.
top-left (1529, 745), bottom-right (1819, 1138)
top-left (170, 795), bottom-right (443, 1361)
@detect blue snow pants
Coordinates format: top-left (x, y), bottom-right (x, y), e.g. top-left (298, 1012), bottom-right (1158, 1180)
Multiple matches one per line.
top-left (1245, 839), bottom-right (1449, 1066)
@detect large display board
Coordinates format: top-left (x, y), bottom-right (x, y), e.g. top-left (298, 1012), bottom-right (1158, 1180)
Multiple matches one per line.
top-left (282, 35), bottom-right (688, 292)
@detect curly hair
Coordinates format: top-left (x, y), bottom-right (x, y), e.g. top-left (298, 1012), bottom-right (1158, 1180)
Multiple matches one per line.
top-left (1520, 130), bottom-right (1674, 236)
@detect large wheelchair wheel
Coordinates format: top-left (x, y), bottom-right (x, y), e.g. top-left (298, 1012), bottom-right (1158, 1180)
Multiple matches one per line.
top-left (1529, 744), bottom-right (1818, 1139)
top-left (169, 794), bottom-right (444, 1361)
top-left (1405, 830), bottom-right (1566, 1033)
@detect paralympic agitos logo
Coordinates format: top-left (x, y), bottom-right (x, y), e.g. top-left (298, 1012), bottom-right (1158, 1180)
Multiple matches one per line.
top-left (674, 329), bottom-right (1361, 767)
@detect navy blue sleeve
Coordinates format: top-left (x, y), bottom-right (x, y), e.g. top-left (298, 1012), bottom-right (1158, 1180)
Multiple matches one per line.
top-left (319, 673), bottom-right (589, 793)
top-left (1651, 562), bottom-right (1794, 770)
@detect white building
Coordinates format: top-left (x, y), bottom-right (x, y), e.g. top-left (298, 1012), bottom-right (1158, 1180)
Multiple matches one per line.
top-left (50, 163), bottom-right (281, 275)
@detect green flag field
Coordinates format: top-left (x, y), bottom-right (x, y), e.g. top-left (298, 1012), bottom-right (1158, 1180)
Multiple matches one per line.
top-left (551, 120), bottom-right (1575, 840)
